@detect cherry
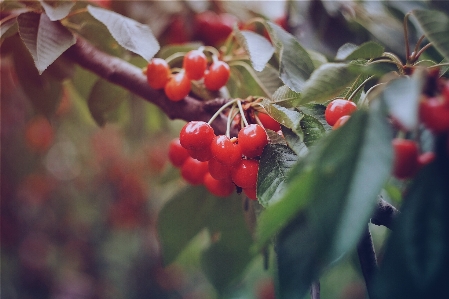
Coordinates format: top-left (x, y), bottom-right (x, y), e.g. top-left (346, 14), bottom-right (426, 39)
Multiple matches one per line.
top-left (194, 11), bottom-right (238, 46)
top-left (164, 72), bottom-right (191, 101)
top-left (231, 159), bottom-right (259, 188)
top-left (204, 61), bottom-right (230, 91)
top-left (180, 121), bottom-right (215, 150)
top-left (187, 146), bottom-right (213, 162)
top-left (325, 99), bottom-right (357, 126)
top-left (418, 151), bottom-right (435, 168)
top-left (258, 112), bottom-right (281, 132)
top-left (208, 158), bottom-right (232, 181)
top-left (238, 124), bottom-right (268, 158)
top-left (243, 187), bottom-right (257, 200)
top-left (392, 138), bottom-right (419, 180)
top-left (183, 50), bottom-right (207, 80)
top-left (332, 115), bottom-right (351, 130)
top-left (419, 96), bottom-right (449, 134)
top-left (25, 115), bottom-right (54, 153)
top-left (146, 58), bottom-right (170, 89)
top-left (168, 138), bottom-right (190, 167)
top-left (203, 173), bottom-right (234, 197)
top-left (210, 135), bottom-right (242, 166)
top-left (181, 157), bottom-right (208, 185)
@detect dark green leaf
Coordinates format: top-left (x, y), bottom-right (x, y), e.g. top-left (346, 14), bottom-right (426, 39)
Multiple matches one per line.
top-left (158, 186), bottom-right (256, 293)
top-left (257, 144), bottom-right (298, 207)
top-left (281, 127), bottom-right (308, 157)
top-left (299, 113), bottom-right (327, 147)
top-left (297, 63), bottom-right (359, 106)
top-left (17, 12), bottom-right (75, 74)
top-left (266, 21), bottom-right (315, 92)
top-left (11, 35), bottom-right (62, 116)
top-left (413, 9), bottom-right (449, 60)
top-left (336, 41), bottom-right (385, 61)
top-left (380, 70), bottom-right (426, 130)
top-left (373, 139), bottom-right (449, 299)
top-left (40, 0), bottom-right (75, 21)
top-left (87, 5), bottom-right (160, 61)
top-left (234, 28), bottom-right (275, 72)
top-left (307, 49), bottom-right (328, 69)
top-left (88, 78), bottom-right (128, 126)
top-left (256, 100), bottom-right (392, 298)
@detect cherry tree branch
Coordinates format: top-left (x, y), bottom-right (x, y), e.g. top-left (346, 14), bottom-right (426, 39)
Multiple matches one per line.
top-left (64, 36), bottom-right (229, 134)
top-left (371, 198), bottom-right (400, 230)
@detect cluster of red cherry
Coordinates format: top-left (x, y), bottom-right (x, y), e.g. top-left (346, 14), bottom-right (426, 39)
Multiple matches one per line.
top-left (391, 76), bottom-right (449, 180)
top-left (145, 48), bottom-right (230, 101)
top-left (168, 105), bottom-right (279, 199)
top-left (324, 98), bottom-right (358, 129)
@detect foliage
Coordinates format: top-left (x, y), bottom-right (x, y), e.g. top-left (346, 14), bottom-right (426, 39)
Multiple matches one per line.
top-left (2, 1), bottom-right (449, 299)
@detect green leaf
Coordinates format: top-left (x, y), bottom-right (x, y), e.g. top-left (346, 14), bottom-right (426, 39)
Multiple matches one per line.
top-left (234, 28), bottom-right (275, 72)
top-left (158, 186), bottom-right (255, 293)
top-left (373, 139), bottom-right (449, 299)
top-left (307, 49), bottom-right (328, 69)
top-left (271, 85), bottom-right (301, 107)
top-left (11, 34), bottom-right (62, 117)
top-left (257, 144), bottom-right (298, 207)
top-left (40, 0), bottom-right (75, 21)
top-left (281, 127), bottom-right (308, 157)
top-left (263, 101), bottom-right (303, 135)
top-left (88, 78), bottom-right (128, 126)
top-left (87, 5), bottom-right (160, 61)
top-left (381, 70), bottom-right (426, 131)
top-left (266, 21), bottom-right (315, 92)
top-left (228, 60), bottom-right (273, 98)
top-left (413, 9), bottom-right (449, 60)
top-left (336, 41), bottom-right (385, 61)
top-left (299, 113), bottom-right (327, 147)
top-left (0, 17), bottom-right (18, 43)
top-left (256, 101), bottom-right (393, 298)
top-left (17, 12), bottom-right (75, 74)
top-left (297, 63), bottom-right (359, 106)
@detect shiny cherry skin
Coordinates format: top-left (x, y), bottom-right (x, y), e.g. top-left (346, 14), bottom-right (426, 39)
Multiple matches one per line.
top-left (164, 72), bottom-right (191, 101)
top-left (392, 138), bottom-right (419, 180)
top-left (419, 96), bottom-right (449, 134)
top-left (183, 50), bottom-right (207, 80)
top-left (168, 138), bottom-right (190, 167)
top-left (204, 61), bottom-right (230, 91)
top-left (325, 99), bottom-right (357, 126)
top-left (146, 58), bottom-right (170, 89)
top-left (179, 121), bottom-right (215, 150)
top-left (181, 157), bottom-right (209, 185)
top-left (231, 159), bottom-right (259, 189)
top-left (203, 173), bottom-right (234, 197)
top-left (238, 124), bottom-right (268, 158)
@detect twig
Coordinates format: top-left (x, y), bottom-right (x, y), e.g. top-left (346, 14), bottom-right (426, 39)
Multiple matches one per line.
top-left (357, 225), bottom-right (377, 299)
top-left (370, 198), bottom-right (400, 230)
top-left (64, 36), bottom-right (229, 134)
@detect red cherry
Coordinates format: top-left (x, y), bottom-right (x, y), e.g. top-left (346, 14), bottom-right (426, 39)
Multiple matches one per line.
top-left (183, 50), bottom-right (207, 80)
top-left (419, 97), bottom-right (449, 133)
top-left (146, 58), bottom-right (170, 89)
top-left (243, 187), bottom-right (257, 200)
top-left (332, 115), bottom-right (351, 130)
top-left (258, 112), bottom-right (281, 132)
top-left (179, 121), bottom-right (215, 150)
top-left (208, 158), bottom-right (232, 181)
top-left (187, 146), bottom-right (213, 162)
top-left (231, 159), bottom-right (259, 188)
top-left (164, 72), bottom-right (191, 101)
top-left (210, 135), bottom-right (242, 165)
top-left (442, 80), bottom-right (449, 104)
top-left (204, 61), bottom-right (230, 91)
top-left (417, 152), bottom-right (435, 168)
top-left (203, 173), bottom-right (234, 197)
top-left (392, 138), bottom-right (419, 180)
top-left (325, 99), bottom-right (357, 126)
top-left (194, 11), bottom-right (238, 46)
top-left (168, 138), bottom-right (190, 167)
top-left (238, 124), bottom-right (268, 158)
top-left (181, 157), bottom-right (208, 185)
top-left (25, 115), bottom-right (54, 153)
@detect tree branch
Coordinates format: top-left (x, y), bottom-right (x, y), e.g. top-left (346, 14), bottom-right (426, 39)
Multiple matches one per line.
top-left (357, 225), bottom-right (377, 299)
top-left (64, 36), bottom-right (229, 134)
top-left (371, 198), bottom-right (400, 230)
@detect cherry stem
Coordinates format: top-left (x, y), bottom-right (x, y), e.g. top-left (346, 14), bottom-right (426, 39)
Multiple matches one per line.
top-left (207, 99), bottom-right (238, 126)
top-left (165, 52), bottom-right (186, 65)
top-left (347, 75), bottom-right (374, 102)
top-left (203, 46), bottom-right (220, 58)
top-left (237, 99), bottom-right (249, 127)
top-left (226, 104), bottom-right (238, 138)
top-left (412, 43), bottom-right (433, 62)
top-left (412, 35), bottom-right (426, 60)
top-left (253, 113), bottom-right (265, 128)
top-left (403, 12), bottom-right (412, 61)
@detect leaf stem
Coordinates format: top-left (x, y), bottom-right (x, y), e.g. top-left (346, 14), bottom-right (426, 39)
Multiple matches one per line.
top-left (347, 75), bottom-right (374, 102)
